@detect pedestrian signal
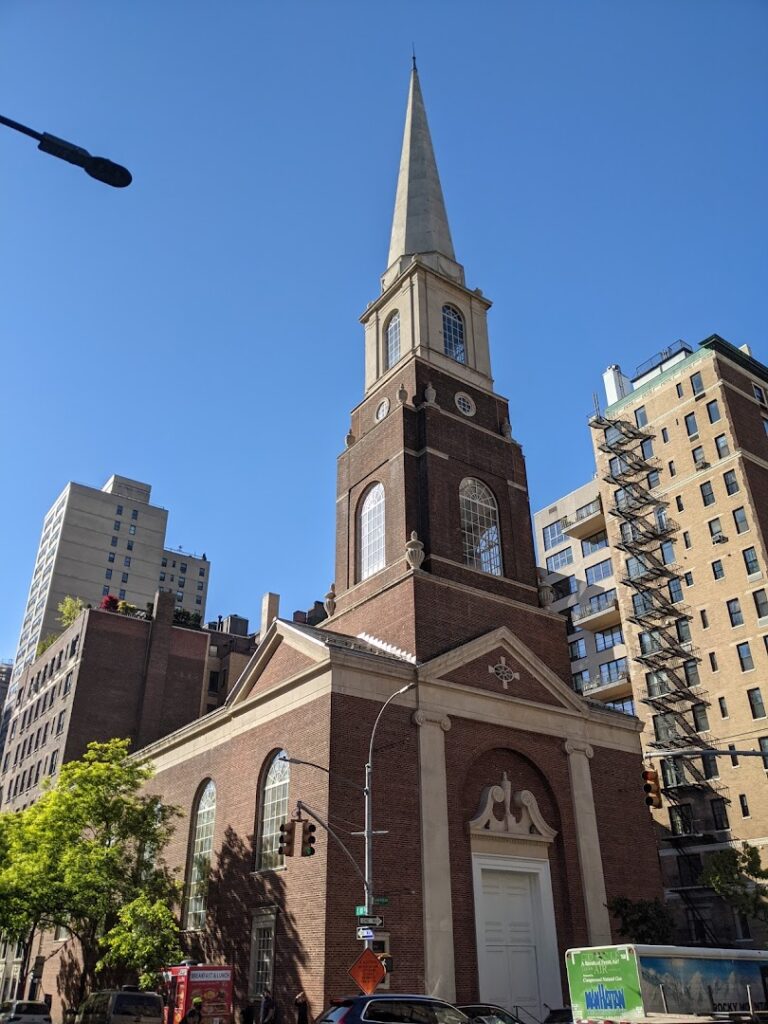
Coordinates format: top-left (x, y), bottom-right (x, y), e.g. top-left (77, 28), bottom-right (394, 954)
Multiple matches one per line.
top-left (301, 821), bottom-right (317, 856)
top-left (278, 820), bottom-right (296, 857)
top-left (642, 768), bottom-right (662, 809)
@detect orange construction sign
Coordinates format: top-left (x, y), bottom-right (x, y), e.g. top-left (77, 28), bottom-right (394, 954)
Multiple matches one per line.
top-left (348, 947), bottom-right (386, 995)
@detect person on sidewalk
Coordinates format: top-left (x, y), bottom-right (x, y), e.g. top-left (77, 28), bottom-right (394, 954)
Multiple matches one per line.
top-left (182, 998), bottom-right (204, 1024)
top-left (295, 993), bottom-right (309, 1024)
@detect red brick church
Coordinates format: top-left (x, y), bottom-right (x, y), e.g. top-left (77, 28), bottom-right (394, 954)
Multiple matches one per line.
top-left (63, 68), bottom-right (662, 1021)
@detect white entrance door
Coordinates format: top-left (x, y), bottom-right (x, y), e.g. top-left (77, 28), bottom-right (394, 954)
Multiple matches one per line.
top-left (473, 857), bottom-right (561, 1023)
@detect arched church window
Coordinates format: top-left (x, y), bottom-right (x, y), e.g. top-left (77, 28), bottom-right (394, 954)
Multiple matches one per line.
top-left (442, 305), bottom-right (466, 364)
top-left (184, 778), bottom-right (216, 930)
top-left (459, 478), bottom-right (502, 576)
top-left (358, 483), bottom-right (386, 581)
top-left (385, 311), bottom-right (401, 370)
top-left (256, 750), bottom-right (290, 871)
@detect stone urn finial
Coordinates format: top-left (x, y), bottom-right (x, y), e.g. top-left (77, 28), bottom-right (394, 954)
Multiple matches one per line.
top-left (424, 382), bottom-right (437, 405)
top-left (345, 429), bottom-right (355, 448)
top-left (324, 583), bottom-right (336, 617)
top-left (405, 531), bottom-right (425, 570)
top-left (397, 383), bottom-right (408, 404)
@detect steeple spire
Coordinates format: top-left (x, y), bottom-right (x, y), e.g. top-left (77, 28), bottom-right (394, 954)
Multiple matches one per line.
top-left (385, 67), bottom-right (462, 288)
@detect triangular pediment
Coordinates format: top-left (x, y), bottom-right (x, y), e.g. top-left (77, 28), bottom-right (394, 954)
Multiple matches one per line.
top-left (418, 626), bottom-right (586, 713)
top-left (227, 619), bottom-right (330, 707)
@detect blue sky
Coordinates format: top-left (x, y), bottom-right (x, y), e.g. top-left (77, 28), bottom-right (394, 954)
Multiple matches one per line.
top-left (1, 1), bottom-right (766, 656)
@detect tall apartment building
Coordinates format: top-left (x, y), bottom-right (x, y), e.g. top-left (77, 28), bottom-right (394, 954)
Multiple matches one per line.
top-left (536, 334), bottom-right (768, 946)
top-left (534, 481), bottom-right (633, 715)
top-left (10, 475), bottom-right (210, 695)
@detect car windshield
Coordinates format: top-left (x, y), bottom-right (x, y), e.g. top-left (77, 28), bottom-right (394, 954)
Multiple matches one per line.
top-left (466, 1012), bottom-right (518, 1024)
top-left (364, 1002), bottom-right (467, 1024)
top-left (112, 997), bottom-right (161, 1017)
top-left (316, 1008), bottom-right (354, 1024)
top-left (16, 1007), bottom-right (50, 1016)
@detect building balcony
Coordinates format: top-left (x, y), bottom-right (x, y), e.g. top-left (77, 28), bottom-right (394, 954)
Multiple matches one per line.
top-left (582, 671), bottom-right (632, 702)
top-left (571, 593), bottom-right (621, 630)
top-left (562, 499), bottom-right (605, 539)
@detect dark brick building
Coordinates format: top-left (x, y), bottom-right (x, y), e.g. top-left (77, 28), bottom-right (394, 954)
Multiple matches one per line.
top-left (37, 67), bottom-right (661, 1023)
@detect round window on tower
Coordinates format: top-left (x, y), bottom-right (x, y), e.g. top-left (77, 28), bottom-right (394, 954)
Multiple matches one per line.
top-left (376, 398), bottom-right (390, 422)
top-left (455, 392), bottom-right (476, 417)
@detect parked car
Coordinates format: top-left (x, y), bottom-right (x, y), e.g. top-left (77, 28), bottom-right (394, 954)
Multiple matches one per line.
top-left (457, 1005), bottom-right (523, 1024)
top-left (542, 1011), bottom-right (572, 1024)
top-left (316, 995), bottom-right (469, 1024)
top-left (0, 1002), bottom-right (52, 1024)
top-left (74, 991), bottom-right (163, 1024)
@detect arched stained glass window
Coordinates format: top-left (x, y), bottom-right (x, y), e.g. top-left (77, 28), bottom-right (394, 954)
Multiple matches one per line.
top-left (442, 305), bottom-right (466, 364)
top-left (358, 483), bottom-right (385, 581)
top-left (460, 478), bottom-right (502, 576)
top-left (184, 779), bottom-right (216, 930)
top-left (257, 751), bottom-right (290, 871)
top-left (385, 311), bottom-right (401, 370)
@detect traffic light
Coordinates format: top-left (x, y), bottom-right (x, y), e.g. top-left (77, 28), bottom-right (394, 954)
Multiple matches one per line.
top-left (301, 821), bottom-right (317, 856)
top-left (278, 820), bottom-right (296, 857)
top-left (642, 768), bottom-right (662, 809)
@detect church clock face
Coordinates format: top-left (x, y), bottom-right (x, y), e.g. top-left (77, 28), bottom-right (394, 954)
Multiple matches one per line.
top-left (375, 398), bottom-right (390, 421)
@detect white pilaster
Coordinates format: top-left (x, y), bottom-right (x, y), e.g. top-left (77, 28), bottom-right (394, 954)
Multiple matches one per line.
top-left (563, 739), bottom-right (612, 944)
top-left (413, 708), bottom-right (456, 1000)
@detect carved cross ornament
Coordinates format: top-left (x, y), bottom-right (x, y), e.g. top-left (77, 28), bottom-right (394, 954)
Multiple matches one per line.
top-left (488, 655), bottom-right (520, 689)
top-left (468, 772), bottom-right (557, 844)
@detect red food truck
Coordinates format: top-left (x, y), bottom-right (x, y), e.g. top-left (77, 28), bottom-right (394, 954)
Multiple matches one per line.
top-left (161, 964), bottom-right (234, 1024)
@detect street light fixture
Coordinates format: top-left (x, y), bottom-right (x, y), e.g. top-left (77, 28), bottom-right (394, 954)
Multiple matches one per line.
top-left (0, 113), bottom-right (132, 187)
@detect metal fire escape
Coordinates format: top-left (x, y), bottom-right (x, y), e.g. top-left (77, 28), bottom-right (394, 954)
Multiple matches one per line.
top-left (591, 412), bottom-right (725, 944)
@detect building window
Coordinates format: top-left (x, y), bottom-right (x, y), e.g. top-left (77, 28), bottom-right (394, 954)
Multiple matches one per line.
top-left (753, 382), bottom-right (767, 404)
top-left (723, 470), bottom-right (739, 496)
top-left (197, 582), bottom-right (204, 591)
top-left (256, 751), bottom-right (290, 871)
top-left (249, 909), bottom-right (277, 999)
top-left (759, 736), bottom-right (768, 769)
top-left (131, 509), bottom-right (138, 520)
top-left (753, 588), bottom-right (768, 620)
top-left (685, 412), bottom-right (698, 438)
top-left (358, 483), bottom-right (385, 581)
top-left (599, 657), bottom-right (627, 684)
top-left (581, 531), bottom-right (608, 556)
top-left (159, 572), bottom-right (166, 582)
top-left (546, 547), bottom-right (573, 573)
top-left (102, 585), bottom-right (110, 596)
top-left (113, 521), bottom-right (120, 531)
top-left (727, 598), bottom-right (744, 626)
top-left (692, 703), bottom-right (709, 732)
top-left (700, 482), bottom-right (715, 507)
top-left (692, 445), bottom-right (705, 466)
top-left (661, 427), bottom-right (669, 443)
top-left (124, 556), bottom-right (131, 567)
top-left (737, 642), bottom-right (754, 672)
top-left (702, 754), bottom-right (718, 779)
top-left (442, 305), bottom-right (466, 363)
top-left (129, 525), bottom-right (136, 535)
top-left (733, 507), bottom-right (748, 534)
top-left (385, 311), bottom-right (401, 370)
top-left (743, 547), bottom-right (760, 575)
top-left (683, 531), bottom-right (691, 549)
top-left (708, 517), bottom-right (723, 540)
top-left (728, 744), bottom-right (739, 766)
top-left (706, 399), bottom-right (720, 423)
top-left (660, 541), bottom-right (675, 565)
top-left (459, 478), bottom-right (502, 576)
top-left (162, 557), bottom-right (168, 567)
top-left (542, 520), bottom-right (565, 551)
top-left (668, 460), bottom-right (676, 477)
top-left (552, 575), bottom-right (577, 600)
top-left (200, 567), bottom-right (206, 577)
top-left (635, 406), bottom-right (647, 428)
top-left (683, 660), bottom-right (700, 686)
top-left (116, 504), bottom-right (123, 516)
top-left (108, 552), bottom-right (115, 563)
top-left (669, 804), bottom-right (693, 836)
top-left (669, 578), bottom-right (683, 603)
top-left (707, 652), bottom-right (717, 672)
top-left (119, 589), bottom-right (126, 600)
top-left (121, 573), bottom-right (129, 584)
top-left (105, 569), bottom-right (112, 580)
top-left (647, 470), bottom-right (660, 489)
top-left (715, 433), bottom-right (730, 458)
top-left (641, 438), bottom-right (654, 459)
top-left (175, 592), bottom-right (183, 602)
top-left (585, 558), bottom-right (613, 586)
top-left (571, 670), bottom-right (589, 693)
top-left (595, 625), bottom-right (623, 652)
top-left (110, 536), bottom-right (118, 547)
top-left (690, 371), bottom-right (704, 396)
top-left (675, 496), bottom-right (684, 512)
top-left (748, 687), bottom-right (766, 718)
top-left (184, 779), bottom-right (216, 930)
top-left (711, 560), bottom-right (724, 580)
top-left (569, 638), bottom-right (586, 661)
top-left (700, 609), bottom-right (709, 628)
top-left (736, 794), bottom-right (750, 818)
top-left (718, 696), bottom-right (728, 718)
top-left (711, 798), bottom-right (730, 831)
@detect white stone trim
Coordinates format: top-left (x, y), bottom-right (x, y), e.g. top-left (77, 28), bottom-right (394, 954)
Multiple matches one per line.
top-left (469, 772), bottom-right (557, 844)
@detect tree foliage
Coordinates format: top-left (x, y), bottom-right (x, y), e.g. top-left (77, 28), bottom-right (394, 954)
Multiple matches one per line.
top-left (701, 842), bottom-right (768, 923)
top-left (36, 634), bottom-right (59, 657)
top-left (607, 896), bottom-right (675, 944)
top-left (97, 893), bottom-right (182, 989)
top-left (57, 596), bottom-right (87, 628)
top-left (0, 739), bottom-right (181, 1002)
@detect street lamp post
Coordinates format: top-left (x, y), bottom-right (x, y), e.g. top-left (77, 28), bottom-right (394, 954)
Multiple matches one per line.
top-left (0, 113), bottom-right (132, 187)
top-left (282, 680), bottom-right (416, 950)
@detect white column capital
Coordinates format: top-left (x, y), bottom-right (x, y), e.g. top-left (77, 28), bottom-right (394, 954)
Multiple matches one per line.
top-left (564, 739), bottom-right (594, 759)
top-left (412, 709), bottom-right (452, 732)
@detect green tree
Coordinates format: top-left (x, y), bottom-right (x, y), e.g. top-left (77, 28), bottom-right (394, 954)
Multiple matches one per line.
top-left (607, 896), bottom-right (675, 944)
top-left (700, 842), bottom-right (768, 924)
top-left (57, 596), bottom-right (87, 628)
top-left (97, 893), bottom-right (182, 989)
top-left (36, 634), bottom-right (58, 657)
top-left (0, 739), bottom-right (181, 1003)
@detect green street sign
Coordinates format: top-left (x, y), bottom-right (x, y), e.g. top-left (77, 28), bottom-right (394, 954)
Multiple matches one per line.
top-left (355, 905), bottom-right (367, 916)
top-left (374, 896), bottom-right (389, 906)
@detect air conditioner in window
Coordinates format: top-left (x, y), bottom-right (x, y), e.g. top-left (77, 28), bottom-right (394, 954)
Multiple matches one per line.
top-left (694, 459), bottom-right (709, 470)
top-left (712, 533), bottom-right (728, 544)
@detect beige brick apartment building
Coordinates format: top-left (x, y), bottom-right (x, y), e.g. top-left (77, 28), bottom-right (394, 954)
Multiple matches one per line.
top-left (536, 337), bottom-right (768, 947)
